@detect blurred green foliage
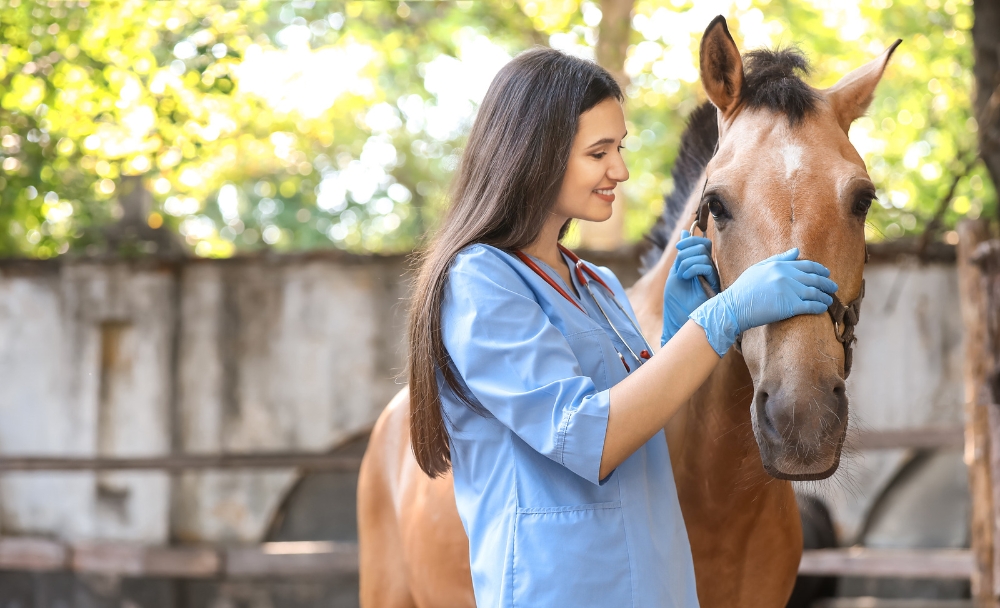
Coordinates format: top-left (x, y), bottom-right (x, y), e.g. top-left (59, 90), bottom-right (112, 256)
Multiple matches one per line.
top-left (0, 0), bottom-right (993, 258)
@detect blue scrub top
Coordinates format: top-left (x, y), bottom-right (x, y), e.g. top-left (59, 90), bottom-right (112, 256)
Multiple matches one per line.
top-left (439, 244), bottom-right (700, 608)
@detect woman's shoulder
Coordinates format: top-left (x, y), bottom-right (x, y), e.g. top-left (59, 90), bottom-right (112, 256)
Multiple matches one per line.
top-left (444, 243), bottom-right (535, 309)
top-left (451, 243), bottom-right (518, 278)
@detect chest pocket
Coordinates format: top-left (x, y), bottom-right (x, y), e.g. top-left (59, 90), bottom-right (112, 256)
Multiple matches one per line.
top-left (564, 329), bottom-right (619, 392)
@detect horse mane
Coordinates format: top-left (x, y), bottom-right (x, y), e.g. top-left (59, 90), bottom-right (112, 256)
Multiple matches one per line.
top-left (742, 47), bottom-right (820, 125)
top-left (640, 47), bottom-right (817, 272)
top-left (640, 102), bottom-right (718, 272)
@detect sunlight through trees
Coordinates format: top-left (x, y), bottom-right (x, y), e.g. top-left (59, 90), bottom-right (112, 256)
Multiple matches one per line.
top-left (0, 0), bottom-right (993, 258)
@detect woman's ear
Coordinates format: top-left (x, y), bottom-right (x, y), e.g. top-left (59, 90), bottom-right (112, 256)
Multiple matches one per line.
top-left (699, 16), bottom-right (744, 118)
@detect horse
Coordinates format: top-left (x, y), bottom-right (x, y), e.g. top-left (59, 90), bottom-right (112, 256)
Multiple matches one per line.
top-left (358, 16), bottom-right (898, 608)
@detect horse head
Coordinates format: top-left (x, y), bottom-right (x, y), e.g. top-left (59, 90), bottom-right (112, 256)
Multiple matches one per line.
top-left (689, 17), bottom-right (899, 480)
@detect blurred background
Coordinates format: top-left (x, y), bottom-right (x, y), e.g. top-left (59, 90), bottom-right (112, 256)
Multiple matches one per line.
top-left (0, 0), bottom-right (993, 257)
top-left (0, 0), bottom-right (996, 607)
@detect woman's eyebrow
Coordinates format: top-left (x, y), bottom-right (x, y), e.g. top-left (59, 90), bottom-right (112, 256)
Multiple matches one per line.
top-left (587, 132), bottom-right (628, 148)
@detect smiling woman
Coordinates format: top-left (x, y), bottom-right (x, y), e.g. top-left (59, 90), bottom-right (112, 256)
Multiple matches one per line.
top-left (359, 41), bottom-right (839, 608)
top-left (521, 97), bottom-right (629, 288)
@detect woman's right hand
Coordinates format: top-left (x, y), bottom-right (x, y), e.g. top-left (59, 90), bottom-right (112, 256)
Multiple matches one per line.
top-left (689, 248), bottom-right (838, 356)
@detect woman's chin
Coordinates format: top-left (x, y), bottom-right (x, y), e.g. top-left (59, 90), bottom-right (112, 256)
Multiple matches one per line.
top-left (581, 208), bottom-right (615, 223)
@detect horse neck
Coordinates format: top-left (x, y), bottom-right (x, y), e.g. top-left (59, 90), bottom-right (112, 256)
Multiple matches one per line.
top-left (665, 352), bottom-right (778, 503)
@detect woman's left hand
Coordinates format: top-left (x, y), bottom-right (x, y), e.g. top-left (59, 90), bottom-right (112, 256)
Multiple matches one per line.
top-left (661, 231), bottom-right (721, 346)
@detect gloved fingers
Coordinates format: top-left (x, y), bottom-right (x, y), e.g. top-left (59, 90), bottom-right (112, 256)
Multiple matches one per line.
top-left (789, 268), bottom-right (838, 294)
top-left (675, 244), bottom-right (712, 265)
top-left (673, 239), bottom-right (711, 271)
top-left (680, 263), bottom-right (716, 281)
top-left (677, 253), bottom-right (712, 275)
top-left (790, 283), bottom-right (834, 307)
top-left (705, 268), bottom-right (721, 291)
top-left (776, 259), bottom-right (832, 278)
top-left (676, 235), bottom-right (713, 251)
top-left (762, 248), bottom-right (799, 263)
top-left (790, 299), bottom-right (831, 316)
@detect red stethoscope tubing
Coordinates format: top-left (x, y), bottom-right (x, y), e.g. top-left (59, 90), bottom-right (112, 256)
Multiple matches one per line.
top-left (514, 245), bottom-right (651, 372)
top-left (514, 249), bottom-right (587, 313)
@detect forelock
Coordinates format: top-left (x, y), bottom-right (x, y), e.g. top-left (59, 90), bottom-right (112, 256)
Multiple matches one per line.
top-left (741, 47), bottom-right (820, 125)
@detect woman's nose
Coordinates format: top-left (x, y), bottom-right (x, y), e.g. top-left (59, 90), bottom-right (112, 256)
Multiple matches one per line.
top-left (609, 159), bottom-right (629, 183)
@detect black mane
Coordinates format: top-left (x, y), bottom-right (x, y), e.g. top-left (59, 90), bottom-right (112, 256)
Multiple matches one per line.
top-left (640, 47), bottom-right (817, 272)
top-left (640, 102), bottom-right (717, 272)
top-left (742, 48), bottom-right (819, 125)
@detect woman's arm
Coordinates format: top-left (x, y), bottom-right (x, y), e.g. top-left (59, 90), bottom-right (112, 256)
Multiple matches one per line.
top-left (601, 320), bottom-right (719, 479)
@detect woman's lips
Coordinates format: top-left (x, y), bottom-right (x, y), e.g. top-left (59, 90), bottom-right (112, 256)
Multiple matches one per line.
top-left (593, 188), bottom-right (615, 202)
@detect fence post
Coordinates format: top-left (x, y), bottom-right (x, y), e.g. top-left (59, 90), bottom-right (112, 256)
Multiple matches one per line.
top-left (958, 219), bottom-right (998, 606)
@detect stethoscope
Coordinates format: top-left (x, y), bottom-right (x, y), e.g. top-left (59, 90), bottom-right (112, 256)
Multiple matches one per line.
top-left (514, 244), bottom-right (653, 373)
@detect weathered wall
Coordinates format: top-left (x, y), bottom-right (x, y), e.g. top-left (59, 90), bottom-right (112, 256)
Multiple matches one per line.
top-left (0, 249), bottom-right (964, 547)
top-left (816, 259), bottom-right (966, 543)
top-left (0, 253), bottom-right (407, 544)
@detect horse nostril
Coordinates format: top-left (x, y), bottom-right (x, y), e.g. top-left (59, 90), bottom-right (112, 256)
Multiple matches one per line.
top-left (832, 381), bottom-right (848, 419)
top-left (757, 390), bottom-right (782, 441)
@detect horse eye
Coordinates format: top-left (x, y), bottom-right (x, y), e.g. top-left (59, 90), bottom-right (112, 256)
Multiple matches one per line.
top-left (853, 193), bottom-right (875, 217)
top-left (708, 198), bottom-right (728, 219)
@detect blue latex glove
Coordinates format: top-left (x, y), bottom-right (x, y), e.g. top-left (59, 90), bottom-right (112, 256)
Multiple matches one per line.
top-left (690, 248), bottom-right (838, 357)
top-left (661, 230), bottom-right (721, 346)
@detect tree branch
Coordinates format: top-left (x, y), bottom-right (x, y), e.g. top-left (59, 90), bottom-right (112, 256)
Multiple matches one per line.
top-left (917, 151), bottom-right (978, 259)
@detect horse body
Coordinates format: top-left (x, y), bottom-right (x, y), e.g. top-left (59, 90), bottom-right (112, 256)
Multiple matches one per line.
top-left (663, 353), bottom-right (802, 607)
top-left (358, 390), bottom-right (473, 608)
top-left (359, 330), bottom-right (801, 608)
top-left (359, 16), bottom-right (898, 608)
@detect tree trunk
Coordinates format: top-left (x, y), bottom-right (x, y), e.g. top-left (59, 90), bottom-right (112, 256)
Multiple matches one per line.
top-left (974, 0), bottom-right (1000, 205)
top-left (579, 0), bottom-right (634, 251)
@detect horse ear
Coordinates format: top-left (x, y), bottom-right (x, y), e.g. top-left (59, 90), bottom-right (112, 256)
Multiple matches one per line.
top-left (699, 15), bottom-right (744, 117)
top-left (825, 40), bottom-right (902, 133)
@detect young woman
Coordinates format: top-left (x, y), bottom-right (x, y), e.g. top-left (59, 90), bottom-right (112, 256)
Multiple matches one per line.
top-left (407, 48), bottom-right (837, 607)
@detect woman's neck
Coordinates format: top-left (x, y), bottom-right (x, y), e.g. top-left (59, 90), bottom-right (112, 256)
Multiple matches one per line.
top-left (521, 213), bottom-right (568, 272)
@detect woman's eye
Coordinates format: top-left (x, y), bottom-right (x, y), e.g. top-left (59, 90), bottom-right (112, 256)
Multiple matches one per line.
top-left (592, 146), bottom-right (624, 160)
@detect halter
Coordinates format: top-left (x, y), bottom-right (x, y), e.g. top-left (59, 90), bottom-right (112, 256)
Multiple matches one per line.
top-left (690, 148), bottom-right (867, 378)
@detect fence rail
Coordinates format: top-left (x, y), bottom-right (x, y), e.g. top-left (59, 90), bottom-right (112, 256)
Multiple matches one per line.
top-left (0, 537), bottom-right (974, 580)
top-left (0, 537), bottom-right (358, 578)
top-left (0, 427), bottom-right (962, 473)
top-left (0, 452), bottom-right (364, 472)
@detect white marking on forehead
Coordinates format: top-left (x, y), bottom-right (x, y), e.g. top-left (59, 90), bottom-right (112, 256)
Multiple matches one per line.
top-left (781, 144), bottom-right (803, 180)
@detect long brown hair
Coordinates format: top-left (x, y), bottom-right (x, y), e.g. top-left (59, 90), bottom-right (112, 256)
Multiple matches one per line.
top-left (407, 47), bottom-right (623, 477)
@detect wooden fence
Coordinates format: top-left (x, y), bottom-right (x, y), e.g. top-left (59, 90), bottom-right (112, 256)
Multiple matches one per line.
top-left (0, 424), bottom-right (972, 579)
top-left (958, 219), bottom-right (1000, 606)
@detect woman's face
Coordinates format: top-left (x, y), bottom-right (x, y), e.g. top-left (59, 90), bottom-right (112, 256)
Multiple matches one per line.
top-left (551, 97), bottom-right (629, 223)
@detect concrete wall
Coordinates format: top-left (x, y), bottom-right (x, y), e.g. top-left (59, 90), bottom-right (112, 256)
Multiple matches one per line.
top-left (0, 253), bottom-right (407, 544)
top-left (0, 249), bottom-right (964, 547)
top-left (812, 259), bottom-right (966, 543)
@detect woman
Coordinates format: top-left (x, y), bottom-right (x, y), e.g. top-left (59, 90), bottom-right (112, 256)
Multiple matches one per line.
top-left (407, 48), bottom-right (837, 607)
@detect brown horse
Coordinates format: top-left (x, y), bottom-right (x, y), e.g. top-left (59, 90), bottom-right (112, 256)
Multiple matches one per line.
top-left (358, 16), bottom-right (898, 608)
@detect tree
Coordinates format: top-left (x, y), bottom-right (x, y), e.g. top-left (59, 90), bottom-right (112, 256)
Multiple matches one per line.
top-left (0, 0), bottom-right (994, 259)
top-left (974, 0), bottom-right (1000, 211)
